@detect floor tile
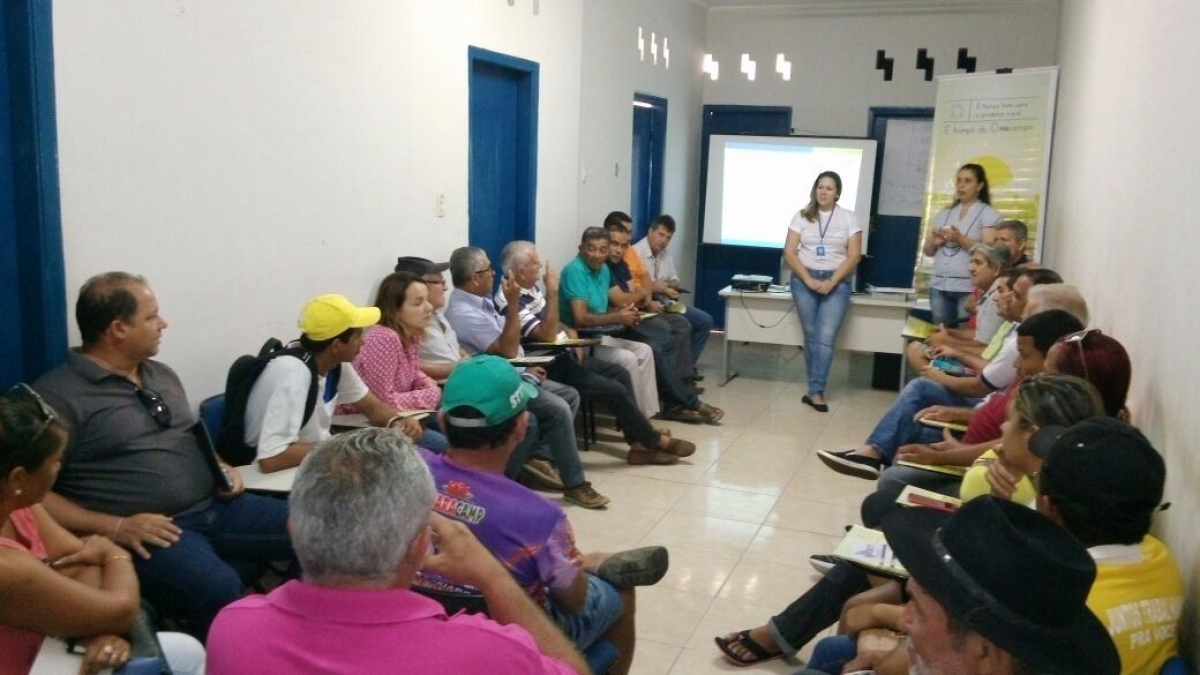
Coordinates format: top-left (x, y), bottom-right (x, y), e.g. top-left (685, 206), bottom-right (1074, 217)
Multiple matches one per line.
top-left (642, 512), bottom-right (762, 556)
top-left (633, 585), bottom-right (714, 647)
top-left (654, 544), bottom-right (743, 597)
top-left (671, 485), bottom-right (780, 524)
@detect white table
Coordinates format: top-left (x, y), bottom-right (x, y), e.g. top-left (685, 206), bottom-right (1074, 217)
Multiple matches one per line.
top-left (719, 285), bottom-right (913, 386)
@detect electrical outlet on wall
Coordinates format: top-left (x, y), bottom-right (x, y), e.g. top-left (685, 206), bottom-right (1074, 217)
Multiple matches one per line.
top-left (436, 193), bottom-right (447, 218)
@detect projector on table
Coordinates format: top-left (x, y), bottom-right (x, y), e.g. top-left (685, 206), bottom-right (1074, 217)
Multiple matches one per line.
top-left (731, 274), bottom-right (772, 292)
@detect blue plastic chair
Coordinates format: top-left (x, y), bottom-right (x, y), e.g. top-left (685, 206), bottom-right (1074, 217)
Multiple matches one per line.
top-left (1161, 656), bottom-right (1189, 675)
top-left (198, 393), bottom-right (226, 440)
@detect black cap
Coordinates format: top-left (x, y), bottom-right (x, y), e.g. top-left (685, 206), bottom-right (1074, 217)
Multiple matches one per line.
top-left (1034, 417), bottom-right (1166, 516)
top-left (395, 256), bottom-right (450, 275)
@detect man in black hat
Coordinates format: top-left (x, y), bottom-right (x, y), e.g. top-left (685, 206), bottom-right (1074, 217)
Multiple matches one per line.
top-left (882, 496), bottom-right (1119, 675)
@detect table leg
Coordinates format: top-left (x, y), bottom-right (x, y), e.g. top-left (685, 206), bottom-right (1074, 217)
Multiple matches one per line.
top-left (720, 333), bottom-right (739, 386)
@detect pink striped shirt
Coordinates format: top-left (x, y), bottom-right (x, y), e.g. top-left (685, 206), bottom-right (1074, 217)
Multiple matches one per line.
top-left (351, 325), bottom-right (442, 412)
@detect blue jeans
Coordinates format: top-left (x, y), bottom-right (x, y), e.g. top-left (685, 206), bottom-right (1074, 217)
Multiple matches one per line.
top-left (547, 574), bottom-right (624, 650)
top-left (505, 379), bottom-right (587, 489)
top-left (417, 426), bottom-right (449, 453)
top-left (930, 288), bottom-right (970, 327)
top-left (682, 305), bottom-right (714, 367)
top-left (864, 377), bottom-right (976, 462)
top-left (790, 272), bottom-right (852, 398)
top-left (806, 635), bottom-right (857, 675)
top-left (133, 494), bottom-right (293, 641)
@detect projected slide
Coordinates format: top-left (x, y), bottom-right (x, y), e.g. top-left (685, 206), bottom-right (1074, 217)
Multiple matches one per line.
top-left (704, 135), bottom-right (878, 250)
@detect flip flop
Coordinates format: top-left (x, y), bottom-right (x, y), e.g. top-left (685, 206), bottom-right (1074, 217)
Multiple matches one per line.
top-left (713, 630), bottom-right (783, 667)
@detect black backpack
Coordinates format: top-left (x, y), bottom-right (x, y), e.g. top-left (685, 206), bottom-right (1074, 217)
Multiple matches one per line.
top-left (216, 338), bottom-right (324, 466)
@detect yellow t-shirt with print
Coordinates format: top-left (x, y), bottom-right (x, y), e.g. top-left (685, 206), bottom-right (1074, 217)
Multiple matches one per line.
top-left (1088, 536), bottom-right (1183, 675)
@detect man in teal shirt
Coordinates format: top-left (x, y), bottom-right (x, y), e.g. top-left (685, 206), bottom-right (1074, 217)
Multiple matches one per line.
top-left (560, 227), bottom-right (722, 425)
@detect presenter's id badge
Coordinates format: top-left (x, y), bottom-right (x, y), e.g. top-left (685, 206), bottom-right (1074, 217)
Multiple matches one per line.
top-left (815, 245), bottom-right (826, 258)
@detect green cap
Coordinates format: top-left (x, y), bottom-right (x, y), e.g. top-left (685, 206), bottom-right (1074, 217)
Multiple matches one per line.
top-left (441, 355), bottom-right (539, 427)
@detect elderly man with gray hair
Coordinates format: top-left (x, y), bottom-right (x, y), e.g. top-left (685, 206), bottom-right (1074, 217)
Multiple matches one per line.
top-left (206, 429), bottom-right (588, 675)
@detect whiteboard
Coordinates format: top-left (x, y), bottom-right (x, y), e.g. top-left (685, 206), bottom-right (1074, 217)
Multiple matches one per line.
top-left (878, 119), bottom-right (933, 217)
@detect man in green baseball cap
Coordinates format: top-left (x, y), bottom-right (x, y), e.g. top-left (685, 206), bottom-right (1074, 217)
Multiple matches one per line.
top-left (422, 355), bottom-right (669, 675)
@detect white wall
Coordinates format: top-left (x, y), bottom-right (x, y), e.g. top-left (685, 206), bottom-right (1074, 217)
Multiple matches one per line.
top-left (704, 2), bottom-right (1060, 136)
top-left (1051, 0), bottom-right (1200, 662)
top-left (577, 0), bottom-right (707, 286)
top-left (53, 0), bottom-right (584, 399)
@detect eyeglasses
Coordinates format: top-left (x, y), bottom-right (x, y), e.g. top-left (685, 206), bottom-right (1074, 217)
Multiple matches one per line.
top-left (423, 277), bottom-right (446, 287)
top-left (1061, 328), bottom-right (1101, 382)
top-left (10, 383), bottom-right (58, 443)
top-left (135, 387), bottom-right (173, 428)
top-left (473, 267), bottom-right (494, 276)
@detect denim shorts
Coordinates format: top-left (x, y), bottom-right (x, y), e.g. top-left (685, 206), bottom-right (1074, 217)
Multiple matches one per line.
top-left (546, 573), bottom-right (624, 648)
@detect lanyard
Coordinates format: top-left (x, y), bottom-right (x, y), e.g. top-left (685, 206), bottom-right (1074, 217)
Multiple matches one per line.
top-left (817, 204), bottom-right (836, 243)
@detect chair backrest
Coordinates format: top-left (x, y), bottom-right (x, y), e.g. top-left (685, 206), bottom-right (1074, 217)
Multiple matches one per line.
top-left (199, 394), bottom-right (226, 440)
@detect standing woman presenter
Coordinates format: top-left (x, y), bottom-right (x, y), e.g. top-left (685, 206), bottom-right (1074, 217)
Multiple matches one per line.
top-left (785, 171), bottom-right (862, 413)
top-left (923, 163), bottom-right (1003, 326)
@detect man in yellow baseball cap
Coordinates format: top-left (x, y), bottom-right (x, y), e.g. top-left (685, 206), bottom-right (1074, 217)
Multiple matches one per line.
top-left (243, 294), bottom-right (428, 473)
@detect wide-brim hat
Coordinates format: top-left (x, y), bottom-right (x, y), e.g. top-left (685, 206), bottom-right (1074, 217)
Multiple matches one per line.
top-left (882, 497), bottom-right (1119, 675)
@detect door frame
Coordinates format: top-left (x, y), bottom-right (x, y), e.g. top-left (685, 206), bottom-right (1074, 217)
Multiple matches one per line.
top-left (467, 46), bottom-right (538, 264)
top-left (630, 92), bottom-right (667, 240)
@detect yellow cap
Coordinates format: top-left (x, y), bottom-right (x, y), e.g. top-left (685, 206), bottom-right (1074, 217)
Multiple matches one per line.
top-left (297, 294), bottom-right (380, 341)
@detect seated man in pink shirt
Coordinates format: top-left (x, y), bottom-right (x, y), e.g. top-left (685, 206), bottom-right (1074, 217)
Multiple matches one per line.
top-left (206, 428), bottom-right (587, 675)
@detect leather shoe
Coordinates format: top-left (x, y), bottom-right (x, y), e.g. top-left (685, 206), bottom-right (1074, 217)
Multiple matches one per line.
top-left (628, 443), bottom-right (679, 465)
top-left (802, 395), bottom-right (829, 413)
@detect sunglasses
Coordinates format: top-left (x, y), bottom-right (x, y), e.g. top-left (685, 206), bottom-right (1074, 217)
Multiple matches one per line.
top-left (1061, 328), bottom-right (1101, 382)
top-left (10, 383), bottom-right (58, 443)
top-left (135, 387), bottom-right (173, 428)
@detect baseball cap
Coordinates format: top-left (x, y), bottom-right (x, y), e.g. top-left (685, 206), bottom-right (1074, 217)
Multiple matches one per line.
top-left (395, 256), bottom-right (451, 275)
top-left (297, 294), bottom-right (380, 341)
top-left (1032, 417), bottom-right (1166, 516)
top-left (441, 355), bottom-right (539, 427)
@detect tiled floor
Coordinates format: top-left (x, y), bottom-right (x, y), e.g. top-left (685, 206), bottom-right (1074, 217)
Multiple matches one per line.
top-left (548, 334), bottom-right (897, 674)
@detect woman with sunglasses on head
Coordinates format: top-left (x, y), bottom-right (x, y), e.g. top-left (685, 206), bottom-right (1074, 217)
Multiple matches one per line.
top-left (1045, 329), bottom-right (1132, 420)
top-left (0, 386), bottom-right (205, 675)
top-left (785, 170), bottom-right (863, 413)
top-left (922, 163), bottom-right (1004, 327)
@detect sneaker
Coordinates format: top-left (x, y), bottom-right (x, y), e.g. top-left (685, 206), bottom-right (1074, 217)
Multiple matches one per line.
top-left (563, 482), bottom-right (611, 509)
top-left (523, 457), bottom-right (565, 490)
top-left (809, 554), bottom-right (838, 575)
top-left (597, 546), bottom-right (669, 587)
top-left (815, 449), bottom-right (882, 480)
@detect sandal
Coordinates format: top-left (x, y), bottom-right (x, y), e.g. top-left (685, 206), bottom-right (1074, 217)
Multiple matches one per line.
top-left (659, 437), bottom-right (696, 458)
top-left (628, 444), bottom-right (679, 465)
top-left (655, 407), bottom-right (705, 424)
top-left (714, 629), bottom-right (783, 667)
top-left (697, 403), bottom-right (724, 425)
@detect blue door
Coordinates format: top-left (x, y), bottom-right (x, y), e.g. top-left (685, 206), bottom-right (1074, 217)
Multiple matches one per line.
top-left (1, 0), bottom-right (66, 387)
top-left (631, 93), bottom-right (667, 240)
top-left (468, 47), bottom-right (538, 277)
